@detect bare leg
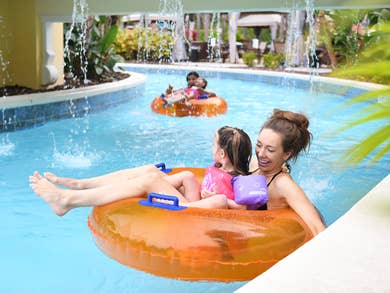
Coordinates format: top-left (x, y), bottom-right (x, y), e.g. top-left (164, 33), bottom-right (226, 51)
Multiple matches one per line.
top-left (30, 172), bottom-right (188, 216)
top-left (44, 164), bottom-right (161, 189)
top-left (187, 194), bottom-right (228, 209)
top-left (163, 171), bottom-right (201, 202)
top-left (165, 92), bottom-right (188, 105)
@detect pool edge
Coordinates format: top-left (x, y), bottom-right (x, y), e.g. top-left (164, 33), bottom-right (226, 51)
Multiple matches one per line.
top-left (236, 174), bottom-right (390, 293)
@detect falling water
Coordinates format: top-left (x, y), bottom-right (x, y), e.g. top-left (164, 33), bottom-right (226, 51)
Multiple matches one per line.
top-left (0, 16), bottom-right (10, 97)
top-left (57, 0), bottom-right (95, 168)
top-left (304, 0), bottom-right (319, 84)
top-left (64, 0), bottom-right (90, 86)
top-left (0, 15), bottom-right (14, 149)
top-left (159, 0), bottom-right (187, 63)
top-left (207, 13), bottom-right (222, 63)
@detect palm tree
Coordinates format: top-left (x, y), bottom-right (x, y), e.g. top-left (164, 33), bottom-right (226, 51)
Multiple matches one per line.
top-left (330, 20), bottom-right (390, 167)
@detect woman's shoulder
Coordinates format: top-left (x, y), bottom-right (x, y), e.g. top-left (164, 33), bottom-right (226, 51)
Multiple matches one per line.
top-left (272, 172), bottom-right (298, 193)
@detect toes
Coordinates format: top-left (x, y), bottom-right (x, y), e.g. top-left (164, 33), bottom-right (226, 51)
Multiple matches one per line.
top-left (33, 171), bottom-right (43, 179)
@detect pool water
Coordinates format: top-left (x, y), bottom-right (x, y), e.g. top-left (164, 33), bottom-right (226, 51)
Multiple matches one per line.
top-left (0, 66), bottom-right (388, 292)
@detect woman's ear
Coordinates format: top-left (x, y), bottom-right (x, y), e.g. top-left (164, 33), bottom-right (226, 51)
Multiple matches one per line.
top-left (283, 151), bottom-right (292, 162)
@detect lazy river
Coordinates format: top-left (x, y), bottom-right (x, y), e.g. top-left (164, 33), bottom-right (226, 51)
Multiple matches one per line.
top-left (0, 64), bottom-right (388, 292)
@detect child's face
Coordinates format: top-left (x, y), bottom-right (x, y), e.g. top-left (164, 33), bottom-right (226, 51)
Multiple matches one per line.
top-left (195, 78), bottom-right (205, 88)
top-left (187, 75), bottom-right (197, 86)
top-left (212, 133), bottom-right (221, 163)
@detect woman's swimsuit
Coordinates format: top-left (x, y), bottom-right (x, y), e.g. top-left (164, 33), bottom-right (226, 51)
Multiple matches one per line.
top-left (257, 170), bottom-right (283, 210)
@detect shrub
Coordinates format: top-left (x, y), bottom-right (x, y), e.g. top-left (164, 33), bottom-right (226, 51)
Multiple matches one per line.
top-left (114, 27), bottom-right (174, 62)
top-left (242, 52), bottom-right (257, 67)
top-left (263, 53), bottom-right (284, 69)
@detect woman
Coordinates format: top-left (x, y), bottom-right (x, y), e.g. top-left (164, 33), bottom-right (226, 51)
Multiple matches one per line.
top-left (250, 109), bottom-right (326, 235)
top-left (29, 126), bottom-right (252, 215)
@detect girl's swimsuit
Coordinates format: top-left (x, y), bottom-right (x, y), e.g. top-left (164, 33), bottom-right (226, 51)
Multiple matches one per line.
top-left (201, 166), bottom-right (234, 200)
top-left (185, 86), bottom-right (209, 100)
top-left (257, 169), bottom-right (283, 210)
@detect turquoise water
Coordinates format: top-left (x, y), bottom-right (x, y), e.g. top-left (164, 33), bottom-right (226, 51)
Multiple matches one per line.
top-left (0, 66), bottom-right (388, 292)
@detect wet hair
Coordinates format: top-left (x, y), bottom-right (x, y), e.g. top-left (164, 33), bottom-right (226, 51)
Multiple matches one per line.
top-left (215, 126), bottom-right (252, 176)
top-left (261, 109), bottom-right (312, 163)
top-left (197, 77), bottom-right (208, 89)
top-left (186, 71), bottom-right (199, 81)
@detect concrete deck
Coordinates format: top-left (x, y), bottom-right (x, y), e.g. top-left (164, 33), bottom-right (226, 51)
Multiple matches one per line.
top-left (236, 174), bottom-right (390, 293)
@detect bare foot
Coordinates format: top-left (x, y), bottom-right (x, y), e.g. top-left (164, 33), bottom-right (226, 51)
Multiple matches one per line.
top-left (29, 172), bottom-right (71, 216)
top-left (44, 172), bottom-right (82, 189)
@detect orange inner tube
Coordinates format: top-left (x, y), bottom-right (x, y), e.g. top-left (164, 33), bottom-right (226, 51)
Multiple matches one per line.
top-left (150, 96), bottom-right (228, 117)
top-left (88, 167), bottom-right (313, 282)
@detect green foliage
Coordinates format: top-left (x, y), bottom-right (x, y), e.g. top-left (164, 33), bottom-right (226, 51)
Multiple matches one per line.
top-left (114, 27), bottom-right (173, 62)
top-left (263, 53), bottom-right (284, 69)
top-left (259, 28), bottom-right (271, 43)
top-left (242, 52), bottom-right (257, 67)
top-left (331, 21), bottom-right (390, 167)
top-left (87, 17), bottom-right (124, 79)
top-left (64, 16), bottom-right (124, 82)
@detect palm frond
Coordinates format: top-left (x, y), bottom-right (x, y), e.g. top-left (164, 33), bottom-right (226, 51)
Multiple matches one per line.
top-left (340, 124), bottom-right (390, 166)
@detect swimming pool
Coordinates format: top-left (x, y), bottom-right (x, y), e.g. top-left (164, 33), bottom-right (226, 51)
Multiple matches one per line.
top-left (0, 65), bottom-right (388, 292)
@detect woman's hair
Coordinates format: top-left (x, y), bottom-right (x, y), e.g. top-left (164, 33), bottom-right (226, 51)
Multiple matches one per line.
top-left (216, 126), bottom-right (252, 176)
top-left (262, 109), bottom-right (312, 163)
top-left (186, 71), bottom-right (199, 81)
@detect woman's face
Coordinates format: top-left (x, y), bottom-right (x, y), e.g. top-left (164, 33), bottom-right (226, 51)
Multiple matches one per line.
top-left (187, 75), bottom-right (198, 87)
top-left (255, 128), bottom-right (290, 173)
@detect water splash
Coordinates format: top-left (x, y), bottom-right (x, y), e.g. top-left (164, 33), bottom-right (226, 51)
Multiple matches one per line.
top-left (50, 132), bottom-right (100, 169)
top-left (0, 135), bottom-right (15, 156)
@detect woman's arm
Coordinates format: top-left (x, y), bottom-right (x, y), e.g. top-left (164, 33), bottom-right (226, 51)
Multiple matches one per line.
top-left (276, 176), bottom-right (326, 236)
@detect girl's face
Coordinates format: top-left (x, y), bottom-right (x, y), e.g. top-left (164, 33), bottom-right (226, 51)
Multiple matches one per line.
top-left (255, 128), bottom-right (291, 173)
top-left (212, 133), bottom-right (222, 164)
top-left (187, 75), bottom-right (198, 87)
top-left (195, 77), bottom-right (205, 88)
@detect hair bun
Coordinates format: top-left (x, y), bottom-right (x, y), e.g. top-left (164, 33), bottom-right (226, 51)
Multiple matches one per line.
top-left (272, 109), bottom-right (309, 129)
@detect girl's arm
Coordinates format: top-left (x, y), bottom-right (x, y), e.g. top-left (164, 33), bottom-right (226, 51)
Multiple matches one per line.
top-left (227, 199), bottom-right (247, 210)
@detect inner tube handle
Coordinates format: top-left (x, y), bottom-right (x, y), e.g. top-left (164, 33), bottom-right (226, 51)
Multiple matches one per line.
top-left (139, 193), bottom-right (186, 211)
top-left (155, 162), bottom-right (172, 173)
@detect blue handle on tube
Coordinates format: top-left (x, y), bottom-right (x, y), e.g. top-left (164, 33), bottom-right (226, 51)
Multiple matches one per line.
top-left (154, 162), bottom-right (172, 173)
top-left (139, 193), bottom-right (186, 211)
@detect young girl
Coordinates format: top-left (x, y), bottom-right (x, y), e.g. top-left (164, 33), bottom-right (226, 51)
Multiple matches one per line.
top-left (29, 126), bottom-right (252, 216)
top-left (163, 77), bottom-right (216, 106)
top-left (165, 71), bottom-right (199, 96)
top-left (163, 126), bottom-right (252, 209)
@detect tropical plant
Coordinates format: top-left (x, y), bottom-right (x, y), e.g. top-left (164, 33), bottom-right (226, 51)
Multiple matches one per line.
top-left (115, 27), bottom-right (174, 62)
top-left (87, 16), bottom-right (124, 79)
top-left (64, 15), bottom-right (124, 84)
top-left (263, 52), bottom-right (284, 69)
top-left (242, 52), bottom-right (257, 67)
top-left (330, 21), bottom-right (390, 167)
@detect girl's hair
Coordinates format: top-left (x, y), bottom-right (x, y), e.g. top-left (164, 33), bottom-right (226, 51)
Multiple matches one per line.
top-left (261, 109), bottom-right (312, 163)
top-left (216, 126), bottom-right (252, 176)
top-left (186, 71), bottom-right (199, 81)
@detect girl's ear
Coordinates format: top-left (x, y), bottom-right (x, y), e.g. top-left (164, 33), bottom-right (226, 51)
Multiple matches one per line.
top-left (219, 149), bottom-right (226, 158)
